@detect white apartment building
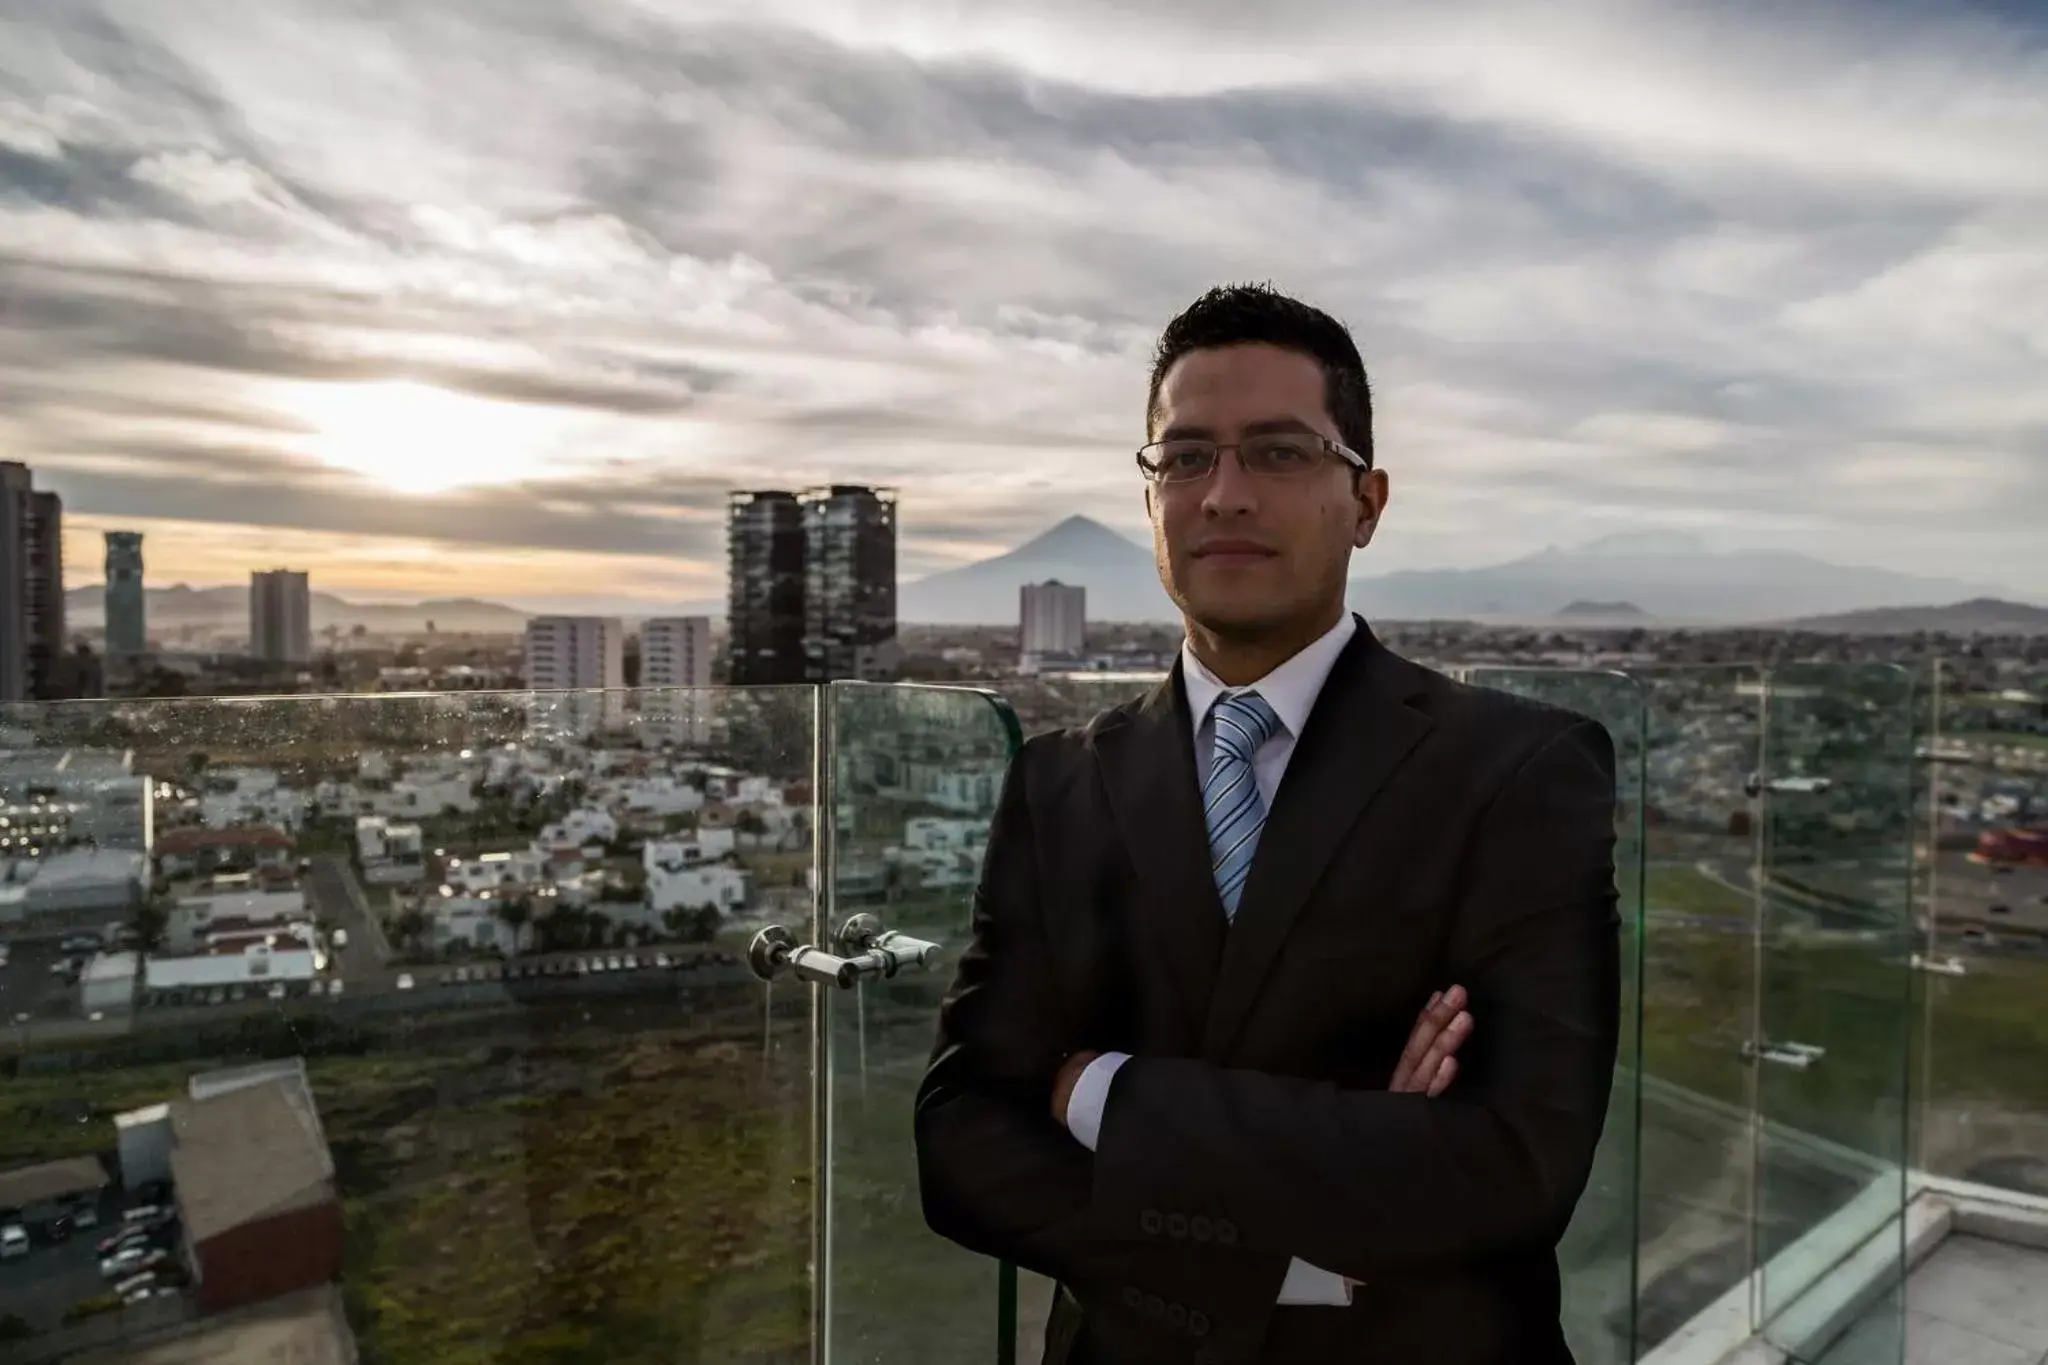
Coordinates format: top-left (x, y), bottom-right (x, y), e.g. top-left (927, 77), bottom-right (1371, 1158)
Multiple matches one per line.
top-left (637, 616), bottom-right (715, 746)
top-left (1020, 580), bottom-right (1086, 667)
top-left (249, 569), bottom-right (312, 666)
top-left (524, 616), bottom-right (625, 731)
top-left (640, 617), bottom-right (713, 688)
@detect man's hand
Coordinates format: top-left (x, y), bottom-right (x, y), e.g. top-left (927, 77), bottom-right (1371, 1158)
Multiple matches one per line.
top-left (1388, 985), bottom-right (1471, 1096)
top-left (1052, 1049), bottom-right (1101, 1126)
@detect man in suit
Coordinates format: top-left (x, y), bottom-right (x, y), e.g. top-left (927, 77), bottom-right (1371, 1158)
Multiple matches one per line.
top-left (915, 283), bottom-right (1621, 1364)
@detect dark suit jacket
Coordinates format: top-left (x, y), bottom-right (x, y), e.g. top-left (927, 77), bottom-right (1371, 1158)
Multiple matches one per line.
top-left (914, 619), bottom-right (1621, 1365)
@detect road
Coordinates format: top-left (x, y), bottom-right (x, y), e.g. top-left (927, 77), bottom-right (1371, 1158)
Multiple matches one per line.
top-left (306, 855), bottom-right (392, 978)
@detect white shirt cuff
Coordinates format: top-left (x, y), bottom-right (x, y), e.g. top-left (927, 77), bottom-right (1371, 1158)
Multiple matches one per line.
top-left (1062, 1051), bottom-right (1130, 1151)
top-left (1275, 1258), bottom-right (1353, 1306)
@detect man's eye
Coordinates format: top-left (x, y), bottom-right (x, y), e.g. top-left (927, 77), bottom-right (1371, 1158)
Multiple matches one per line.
top-left (1258, 440), bottom-right (1312, 463)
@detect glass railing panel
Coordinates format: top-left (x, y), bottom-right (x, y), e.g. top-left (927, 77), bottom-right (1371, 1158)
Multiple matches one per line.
top-left (0, 687), bottom-right (816, 1365)
top-left (996, 673), bottom-right (1164, 740)
top-left (1624, 665), bottom-right (1767, 1358)
top-left (1914, 656), bottom-right (2048, 1200)
top-left (1462, 669), bottom-right (1648, 1365)
top-left (820, 682), bottom-right (1022, 1365)
top-left (1754, 664), bottom-right (1916, 1363)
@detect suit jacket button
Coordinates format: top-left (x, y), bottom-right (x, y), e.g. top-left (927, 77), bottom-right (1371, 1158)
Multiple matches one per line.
top-left (1140, 1209), bottom-right (1164, 1236)
top-left (1189, 1215), bottom-right (1213, 1242)
top-left (1143, 1294), bottom-right (1165, 1319)
top-left (1188, 1311), bottom-right (1211, 1337)
top-left (1214, 1219), bottom-right (1238, 1245)
top-left (1167, 1302), bottom-right (1188, 1329)
top-left (1122, 1286), bottom-right (1142, 1310)
top-left (1166, 1213), bottom-right (1189, 1239)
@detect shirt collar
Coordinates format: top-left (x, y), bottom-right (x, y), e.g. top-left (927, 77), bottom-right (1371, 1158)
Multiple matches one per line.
top-left (1181, 613), bottom-right (1358, 743)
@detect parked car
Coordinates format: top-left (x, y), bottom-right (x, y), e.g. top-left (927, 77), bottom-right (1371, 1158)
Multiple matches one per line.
top-left (0, 1224), bottom-right (28, 1259)
top-left (59, 934), bottom-right (101, 953)
top-left (100, 1245), bottom-right (151, 1276)
top-left (396, 973), bottom-right (415, 991)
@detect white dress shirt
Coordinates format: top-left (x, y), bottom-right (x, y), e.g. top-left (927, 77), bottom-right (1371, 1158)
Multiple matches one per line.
top-left (1063, 613), bottom-right (1359, 1307)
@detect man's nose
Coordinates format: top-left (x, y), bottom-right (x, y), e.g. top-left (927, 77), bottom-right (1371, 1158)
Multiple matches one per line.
top-left (1200, 451), bottom-right (1259, 518)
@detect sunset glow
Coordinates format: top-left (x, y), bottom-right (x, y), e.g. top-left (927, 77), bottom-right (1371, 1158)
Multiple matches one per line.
top-left (287, 381), bottom-right (566, 495)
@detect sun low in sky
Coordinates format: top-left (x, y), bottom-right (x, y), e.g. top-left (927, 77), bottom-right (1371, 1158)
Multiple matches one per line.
top-left (284, 380), bottom-right (572, 496)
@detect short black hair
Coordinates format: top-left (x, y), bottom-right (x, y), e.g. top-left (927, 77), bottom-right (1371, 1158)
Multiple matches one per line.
top-left (1146, 282), bottom-right (1373, 468)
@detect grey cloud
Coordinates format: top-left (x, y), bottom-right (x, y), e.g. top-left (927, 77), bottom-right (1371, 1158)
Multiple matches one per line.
top-left (1, 0), bottom-right (2044, 592)
top-left (38, 442), bottom-right (732, 560)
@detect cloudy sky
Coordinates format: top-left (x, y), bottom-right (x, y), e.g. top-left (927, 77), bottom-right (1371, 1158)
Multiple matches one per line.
top-left (3, 0), bottom-right (2045, 610)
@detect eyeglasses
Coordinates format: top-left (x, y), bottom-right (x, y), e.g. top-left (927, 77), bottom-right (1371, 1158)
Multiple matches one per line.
top-left (1134, 433), bottom-right (1370, 485)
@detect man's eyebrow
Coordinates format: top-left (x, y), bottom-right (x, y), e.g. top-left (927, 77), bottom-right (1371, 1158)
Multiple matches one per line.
top-left (1155, 417), bottom-right (1321, 441)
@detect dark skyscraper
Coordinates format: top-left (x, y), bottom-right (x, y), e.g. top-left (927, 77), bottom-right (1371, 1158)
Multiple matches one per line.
top-left (104, 530), bottom-right (146, 660)
top-left (801, 485), bottom-right (898, 683)
top-left (725, 490), bottom-right (808, 685)
top-left (0, 463), bottom-right (66, 702)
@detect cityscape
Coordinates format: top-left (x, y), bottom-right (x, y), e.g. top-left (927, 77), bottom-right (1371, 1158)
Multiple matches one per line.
top-left (3, 1), bottom-right (2047, 1363)
top-left (0, 446), bottom-right (2044, 1364)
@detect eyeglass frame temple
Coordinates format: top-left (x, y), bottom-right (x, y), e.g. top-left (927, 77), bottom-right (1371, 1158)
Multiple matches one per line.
top-left (1133, 435), bottom-right (1373, 481)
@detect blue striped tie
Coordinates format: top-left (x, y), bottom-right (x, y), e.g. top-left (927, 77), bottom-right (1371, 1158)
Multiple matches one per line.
top-left (1203, 690), bottom-right (1282, 919)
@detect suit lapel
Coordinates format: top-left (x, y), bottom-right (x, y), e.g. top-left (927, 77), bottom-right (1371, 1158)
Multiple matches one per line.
top-left (1200, 624), bottom-right (1433, 1059)
top-left (1094, 663), bottom-right (1226, 1049)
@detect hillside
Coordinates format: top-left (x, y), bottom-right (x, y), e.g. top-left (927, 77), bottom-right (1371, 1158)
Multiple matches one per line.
top-left (1769, 598), bottom-right (2048, 635)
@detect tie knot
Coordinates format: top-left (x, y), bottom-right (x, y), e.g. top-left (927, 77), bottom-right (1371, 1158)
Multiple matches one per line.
top-left (1211, 690), bottom-right (1281, 763)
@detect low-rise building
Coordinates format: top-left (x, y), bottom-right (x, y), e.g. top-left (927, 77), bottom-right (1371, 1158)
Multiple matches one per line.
top-left (354, 815), bottom-right (426, 885)
top-left (0, 846), bottom-right (146, 930)
top-left (538, 807), bottom-right (618, 848)
top-left (429, 896), bottom-right (530, 957)
top-left (643, 848), bottom-right (749, 915)
top-left (144, 933), bottom-right (320, 991)
top-left (443, 848), bottom-right (545, 895)
top-left (198, 768), bottom-right (308, 833)
top-left (154, 826), bottom-right (296, 882)
top-left (81, 948), bottom-right (140, 1013)
top-left (167, 889), bottom-right (308, 952)
top-left (165, 1062), bottom-right (343, 1315)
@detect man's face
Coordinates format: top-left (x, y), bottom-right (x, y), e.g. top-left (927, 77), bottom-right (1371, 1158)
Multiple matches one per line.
top-left (1146, 343), bottom-right (1386, 639)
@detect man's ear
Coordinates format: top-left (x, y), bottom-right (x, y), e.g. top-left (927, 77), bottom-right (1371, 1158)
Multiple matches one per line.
top-left (1354, 470), bottom-right (1388, 547)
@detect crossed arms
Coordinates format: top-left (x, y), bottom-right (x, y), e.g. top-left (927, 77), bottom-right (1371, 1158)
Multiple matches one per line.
top-left (913, 718), bottom-right (1620, 1353)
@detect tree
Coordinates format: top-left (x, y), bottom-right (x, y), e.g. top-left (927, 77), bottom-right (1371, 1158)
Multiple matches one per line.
top-left (688, 905), bottom-right (720, 943)
top-left (496, 896), bottom-right (532, 954)
top-left (132, 896), bottom-right (172, 953)
top-left (392, 908), bottom-right (429, 952)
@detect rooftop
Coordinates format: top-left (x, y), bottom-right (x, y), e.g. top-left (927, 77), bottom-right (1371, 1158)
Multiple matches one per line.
top-left (73, 1284), bottom-right (356, 1365)
top-left (0, 1155), bottom-right (109, 1209)
top-left (169, 1072), bottom-right (334, 1244)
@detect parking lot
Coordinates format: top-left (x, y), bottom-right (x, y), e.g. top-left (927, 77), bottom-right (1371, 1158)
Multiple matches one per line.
top-left (0, 936), bottom-right (82, 1026)
top-left (0, 1187), bottom-right (185, 1336)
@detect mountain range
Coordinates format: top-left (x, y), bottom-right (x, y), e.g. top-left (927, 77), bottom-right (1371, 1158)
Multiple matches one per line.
top-left (63, 583), bottom-right (528, 635)
top-left (63, 518), bottom-right (2040, 634)
top-left (898, 517), bottom-right (2024, 626)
